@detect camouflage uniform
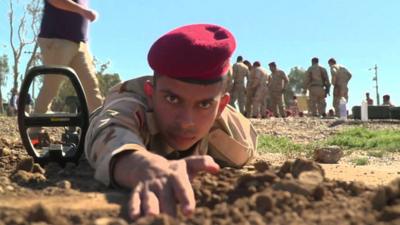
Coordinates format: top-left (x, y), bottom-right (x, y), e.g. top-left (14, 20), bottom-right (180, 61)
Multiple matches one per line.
top-left (230, 62), bottom-right (249, 114)
top-left (268, 70), bottom-right (288, 117)
top-left (330, 64), bottom-right (352, 116)
top-left (85, 76), bottom-right (258, 185)
top-left (245, 66), bottom-right (266, 117)
top-left (304, 65), bottom-right (330, 116)
top-left (252, 68), bottom-right (269, 118)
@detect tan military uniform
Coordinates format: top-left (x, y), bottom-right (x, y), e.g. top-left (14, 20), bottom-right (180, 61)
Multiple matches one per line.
top-left (304, 65), bottom-right (330, 116)
top-left (245, 68), bottom-right (257, 117)
top-left (85, 76), bottom-right (258, 185)
top-left (226, 66), bottom-right (234, 93)
top-left (252, 68), bottom-right (269, 118)
top-left (330, 64), bottom-right (352, 115)
top-left (230, 62), bottom-right (249, 114)
top-left (268, 70), bottom-right (288, 117)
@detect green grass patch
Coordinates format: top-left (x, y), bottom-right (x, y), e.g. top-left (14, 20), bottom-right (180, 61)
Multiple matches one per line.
top-left (367, 150), bottom-right (385, 158)
top-left (257, 135), bottom-right (312, 156)
top-left (325, 127), bottom-right (400, 152)
top-left (351, 157), bottom-right (369, 166)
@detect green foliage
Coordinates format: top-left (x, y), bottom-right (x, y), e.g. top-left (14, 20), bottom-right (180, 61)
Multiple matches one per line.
top-left (351, 157), bottom-right (369, 166)
top-left (284, 67), bottom-right (306, 106)
top-left (367, 150), bottom-right (384, 158)
top-left (325, 127), bottom-right (400, 152)
top-left (257, 135), bottom-right (311, 156)
top-left (0, 55), bottom-right (9, 86)
top-left (97, 73), bottom-right (121, 97)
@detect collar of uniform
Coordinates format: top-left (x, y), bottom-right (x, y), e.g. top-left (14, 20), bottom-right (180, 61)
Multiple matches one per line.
top-left (145, 111), bottom-right (159, 135)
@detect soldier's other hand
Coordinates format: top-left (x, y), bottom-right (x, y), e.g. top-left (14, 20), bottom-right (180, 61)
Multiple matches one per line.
top-left (127, 154), bottom-right (220, 220)
top-left (82, 8), bottom-right (98, 22)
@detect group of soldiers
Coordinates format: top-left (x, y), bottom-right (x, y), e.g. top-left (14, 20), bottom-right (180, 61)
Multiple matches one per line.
top-left (227, 56), bottom-right (352, 118)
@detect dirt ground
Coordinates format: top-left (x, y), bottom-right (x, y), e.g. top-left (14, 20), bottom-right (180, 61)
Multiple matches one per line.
top-left (0, 116), bottom-right (400, 225)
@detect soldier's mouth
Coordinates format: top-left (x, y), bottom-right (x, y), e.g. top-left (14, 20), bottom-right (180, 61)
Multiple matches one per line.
top-left (168, 133), bottom-right (196, 143)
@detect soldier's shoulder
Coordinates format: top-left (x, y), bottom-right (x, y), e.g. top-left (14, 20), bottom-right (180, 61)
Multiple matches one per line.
top-left (110, 75), bottom-right (152, 95)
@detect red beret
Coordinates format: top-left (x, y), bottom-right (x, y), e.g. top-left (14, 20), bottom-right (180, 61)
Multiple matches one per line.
top-left (148, 24), bottom-right (236, 83)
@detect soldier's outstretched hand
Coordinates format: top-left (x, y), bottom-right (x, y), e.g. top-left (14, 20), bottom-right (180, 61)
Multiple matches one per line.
top-left (113, 151), bottom-right (219, 220)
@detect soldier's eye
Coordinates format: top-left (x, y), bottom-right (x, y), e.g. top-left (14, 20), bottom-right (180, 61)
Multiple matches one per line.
top-left (199, 101), bottom-right (212, 109)
top-left (165, 95), bottom-right (179, 104)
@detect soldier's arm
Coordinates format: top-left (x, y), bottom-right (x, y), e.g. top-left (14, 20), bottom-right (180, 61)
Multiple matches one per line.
top-left (344, 67), bottom-right (352, 81)
top-left (330, 67), bottom-right (337, 85)
top-left (85, 88), bottom-right (219, 219)
top-left (282, 71), bottom-right (289, 90)
top-left (323, 68), bottom-right (331, 86)
top-left (207, 105), bottom-right (257, 168)
top-left (47, 0), bottom-right (97, 21)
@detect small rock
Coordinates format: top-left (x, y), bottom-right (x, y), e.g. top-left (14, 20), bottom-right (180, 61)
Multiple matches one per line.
top-left (28, 203), bottom-right (69, 225)
top-left (6, 185), bottom-right (14, 191)
top-left (11, 170), bottom-right (46, 184)
top-left (0, 147), bottom-right (11, 157)
top-left (0, 176), bottom-right (10, 184)
top-left (385, 178), bottom-right (400, 200)
top-left (94, 217), bottom-right (128, 225)
top-left (251, 192), bottom-right (274, 213)
top-left (372, 187), bottom-right (387, 210)
top-left (273, 180), bottom-right (311, 196)
top-left (0, 186), bottom-right (4, 193)
top-left (32, 163), bottom-right (45, 174)
top-left (313, 146), bottom-right (343, 163)
top-left (253, 161), bottom-right (270, 172)
top-left (16, 157), bottom-right (34, 172)
top-left (56, 180), bottom-right (72, 189)
top-left (348, 181), bottom-right (367, 196)
top-left (291, 158), bottom-right (325, 178)
top-left (298, 171), bottom-right (324, 188)
top-left (380, 205), bottom-right (400, 222)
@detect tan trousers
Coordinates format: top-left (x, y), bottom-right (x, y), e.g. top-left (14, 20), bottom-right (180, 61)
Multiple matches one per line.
top-left (230, 84), bottom-right (246, 114)
top-left (35, 38), bottom-right (103, 113)
top-left (309, 86), bottom-right (326, 116)
top-left (270, 90), bottom-right (286, 117)
top-left (333, 86), bottom-right (349, 116)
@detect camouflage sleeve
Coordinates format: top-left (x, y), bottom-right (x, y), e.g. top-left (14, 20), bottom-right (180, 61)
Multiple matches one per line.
top-left (85, 90), bottom-right (148, 186)
top-left (207, 105), bottom-right (258, 168)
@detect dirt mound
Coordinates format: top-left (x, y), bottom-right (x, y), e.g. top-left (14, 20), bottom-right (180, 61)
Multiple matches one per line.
top-left (1, 117), bottom-right (400, 224)
top-left (1, 154), bottom-right (400, 224)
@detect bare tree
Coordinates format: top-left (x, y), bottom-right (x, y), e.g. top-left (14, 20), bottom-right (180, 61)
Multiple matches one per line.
top-left (8, 0), bottom-right (42, 91)
top-left (0, 55), bottom-right (10, 114)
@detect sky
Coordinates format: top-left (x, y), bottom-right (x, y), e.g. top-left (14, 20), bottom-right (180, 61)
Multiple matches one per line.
top-left (1, 0), bottom-right (399, 109)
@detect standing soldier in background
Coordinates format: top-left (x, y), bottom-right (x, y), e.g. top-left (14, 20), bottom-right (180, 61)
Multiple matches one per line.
top-left (225, 65), bottom-right (234, 93)
top-left (230, 56), bottom-right (249, 114)
top-left (268, 62), bottom-right (288, 117)
top-left (245, 61), bottom-right (265, 117)
top-left (328, 58), bottom-right (352, 116)
top-left (304, 57), bottom-right (330, 117)
top-left (252, 63), bottom-right (269, 118)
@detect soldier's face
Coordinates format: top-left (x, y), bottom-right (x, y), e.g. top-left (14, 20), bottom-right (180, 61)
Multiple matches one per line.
top-left (145, 75), bottom-right (230, 151)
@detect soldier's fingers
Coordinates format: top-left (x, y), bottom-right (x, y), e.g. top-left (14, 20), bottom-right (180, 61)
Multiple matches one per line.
top-left (128, 183), bottom-right (143, 220)
top-left (155, 178), bottom-right (178, 217)
top-left (185, 155), bottom-right (220, 178)
top-left (170, 172), bottom-right (195, 216)
top-left (141, 182), bottom-right (160, 216)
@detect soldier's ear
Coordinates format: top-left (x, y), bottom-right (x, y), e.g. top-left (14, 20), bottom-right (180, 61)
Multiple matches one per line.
top-left (217, 93), bottom-right (230, 117)
top-left (144, 80), bottom-right (153, 97)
